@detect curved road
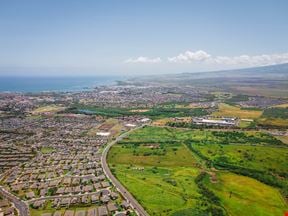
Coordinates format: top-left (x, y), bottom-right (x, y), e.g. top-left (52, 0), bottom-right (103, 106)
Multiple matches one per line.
top-left (101, 125), bottom-right (149, 216)
top-left (0, 186), bottom-right (30, 216)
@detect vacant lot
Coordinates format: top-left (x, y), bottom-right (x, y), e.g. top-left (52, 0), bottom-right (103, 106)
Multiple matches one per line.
top-left (206, 172), bottom-right (287, 216)
top-left (213, 103), bottom-right (263, 119)
top-left (32, 105), bottom-right (65, 114)
top-left (108, 143), bottom-right (201, 215)
top-left (110, 164), bottom-right (201, 215)
top-left (108, 126), bottom-right (288, 215)
top-left (40, 147), bottom-right (54, 154)
top-left (192, 144), bottom-right (288, 174)
top-left (257, 117), bottom-right (288, 128)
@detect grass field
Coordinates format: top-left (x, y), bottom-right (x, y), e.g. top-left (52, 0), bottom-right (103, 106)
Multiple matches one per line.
top-left (68, 104), bottom-right (208, 119)
top-left (108, 126), bottom-right (288, 215)
top-left (192, 144), bottom-right (288, 174)
top-left (276, 135), bottom-right (288, 144)
top-left (109, 143), bottom-right (199, 168)
top-left (32, 105), bottom-right (65, 114)
top-left (110, 164), bottom-right (201, 215)
top-left (213, 103), bottom-right (263, 119)
top-left (206, 172), bottom-right (287, 216)
top-left (87, 118), bottom-right (123, 137)
top-left (257, 117), bottom-right (288, 127)
top-left (108, 142), bottom-right (202, 215)
top-left (238, 120), bottom-right (253, 128)
top-left (273, 103), bottom-right (288, 108)
top-left (231, 86), bottom-right (288, 98)
top-left (40, 147), bottom-right (54, 154)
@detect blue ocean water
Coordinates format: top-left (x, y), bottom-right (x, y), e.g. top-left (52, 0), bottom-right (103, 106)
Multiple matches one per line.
top-left (0, 76), bottom-right (121, 93)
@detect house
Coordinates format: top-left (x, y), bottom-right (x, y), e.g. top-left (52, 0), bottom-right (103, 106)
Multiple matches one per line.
top-left (81, 195), bottom-right (89, 204)
top-left (53, 211), bottom-right (62, 216)
top-left (83, 185), bottom-right (93, 192)
top-left (26, 191), bottom-right (35, 199)
top-left (74, 186), bottom-right (81, 193)
top-left (64, 187), bottom-right (73, 194)
top-left (107, 203), bottom-right (118, 213)
top-left (49, 180), bottom-right (59, 187)
top-left (0, 200), bottom-right (9, 208)
top-left (192, 117), bottom-right (236, 127)
top-left (70, 197), bottom-right (79, 205)
top-left (100, 195), bottom-right (110, 204)
top-left (98, 175), bottom-right (105, 181)
top-left (33, 200), bottom-right (45, 208)
top-left (81, 178), bottom-right (90, 185)
top-left (101, 189), bottom-right (110, 196)
top-left (52, 199), bottom-right (59, 207)
top-left (91, 194), bottom-right (100, 203)
top-left (114, 213), bottom-right (126, 216)
top-left (72, 178), bottom-right (80, 185)
top-left (64, 210), bottom-right (74, 216)
top-left (93, 183), bottom-right (101, 190)
top-left (30, 183), bottom-right (38, 190)
top-left (56, 187), bottom-right (65, 194)
top-left (3, 207), bottom-right (14, 216)
top-left (63, 177), bottom-right (72, 185)
top-left (121, 201), bottom-right (130, 210)
top-left (100, 182), bottom-right (110, 188)
top-left (40, 189), bottom-right (47, 196)
top-left (87, 208), bottom-right (96, 216)
top-left (60, 198), bottom-right (71, 207)
top-left (98, 206), bottom-right (108, 216)
top-left (110, 192), bottom-right (118, 200)
top-left (75, 210), bottom-right (85, 216)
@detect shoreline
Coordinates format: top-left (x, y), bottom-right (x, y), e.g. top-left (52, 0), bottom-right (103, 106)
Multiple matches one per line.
top-left (0, 76), bottom-right (125, 94)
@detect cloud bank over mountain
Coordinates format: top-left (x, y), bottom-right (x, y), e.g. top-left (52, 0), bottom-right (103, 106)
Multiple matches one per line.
top-left (125, 51), bottom-right (288, 67)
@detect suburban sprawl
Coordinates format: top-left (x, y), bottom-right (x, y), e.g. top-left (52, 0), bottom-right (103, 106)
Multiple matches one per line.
top-left (0, 64), bottom-right (288, 216)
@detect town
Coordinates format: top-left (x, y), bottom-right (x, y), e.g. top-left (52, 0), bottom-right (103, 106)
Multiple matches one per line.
top-left (0, 80), bottom-right (288, 216)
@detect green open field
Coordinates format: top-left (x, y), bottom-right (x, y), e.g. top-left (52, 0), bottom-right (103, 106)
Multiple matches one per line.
top-left (108, 143), bottom-right (202, 215)
top-left (256, 107), bottom-right (288, 128)
top-left (213, 103), bottom-right (263, 119)
top-left (108, 126), bottom-right (288, 215)
top-left (40, 147), bottom-right (54, 154)
top-left (110, 164), bottom-right (201, 215)
top-left (192, 144), bottom-right (288, 174)
top-left (66, 104), bottom-right (208, 119)
top-left (32, 105), bottom-right (65, 114)
top-left (257, 118), bottom-right (288, 128)
top-left (206, 172), bottom-right (287, 216)
top-left (212, 103), bottom-right (288, 128)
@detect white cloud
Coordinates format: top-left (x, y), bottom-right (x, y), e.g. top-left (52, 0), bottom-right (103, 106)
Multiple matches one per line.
top-left (168, 50), bottom-right (210, 63)
top-left (124, 51), bottom-right (288, 68)
top-left (168, 50), bottom-right (288, 66)
top-left (208, 53), bottom-right (288, 66)
top-left (124, 56), bottom-right (162, 64)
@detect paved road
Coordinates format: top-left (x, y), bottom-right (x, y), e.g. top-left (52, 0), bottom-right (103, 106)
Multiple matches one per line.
top-left (0, 186), bottom-right (30, 216)
top-left (101, 125), bottom-right (149, 216)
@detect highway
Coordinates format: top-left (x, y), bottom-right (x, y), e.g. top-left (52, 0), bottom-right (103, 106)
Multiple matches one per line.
top-left (0, 186), bottom-right (30, 216)
top-left (101, 125), bottom-right (149, 216)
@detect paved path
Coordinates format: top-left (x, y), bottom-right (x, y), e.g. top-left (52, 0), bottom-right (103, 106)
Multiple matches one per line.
top-left (0, 186), bottom-right (30, 216)
top-left (101, 125), bottom-right (149, 216)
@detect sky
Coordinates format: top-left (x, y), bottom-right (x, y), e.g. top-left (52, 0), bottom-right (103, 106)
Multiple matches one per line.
top-left (0, 0), bottom-right (288, 76)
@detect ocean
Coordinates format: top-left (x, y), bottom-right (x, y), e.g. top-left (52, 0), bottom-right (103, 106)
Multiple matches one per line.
top-left (0, 76), bottom-right (121, 93)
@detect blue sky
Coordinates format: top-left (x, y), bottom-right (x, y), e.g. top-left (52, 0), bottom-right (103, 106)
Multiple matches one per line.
top-left (0, 0), bottom-right (288, 76)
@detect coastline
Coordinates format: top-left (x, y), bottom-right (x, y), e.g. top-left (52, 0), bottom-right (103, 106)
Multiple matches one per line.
top-left (0, 76), bottom-right (124, 93)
